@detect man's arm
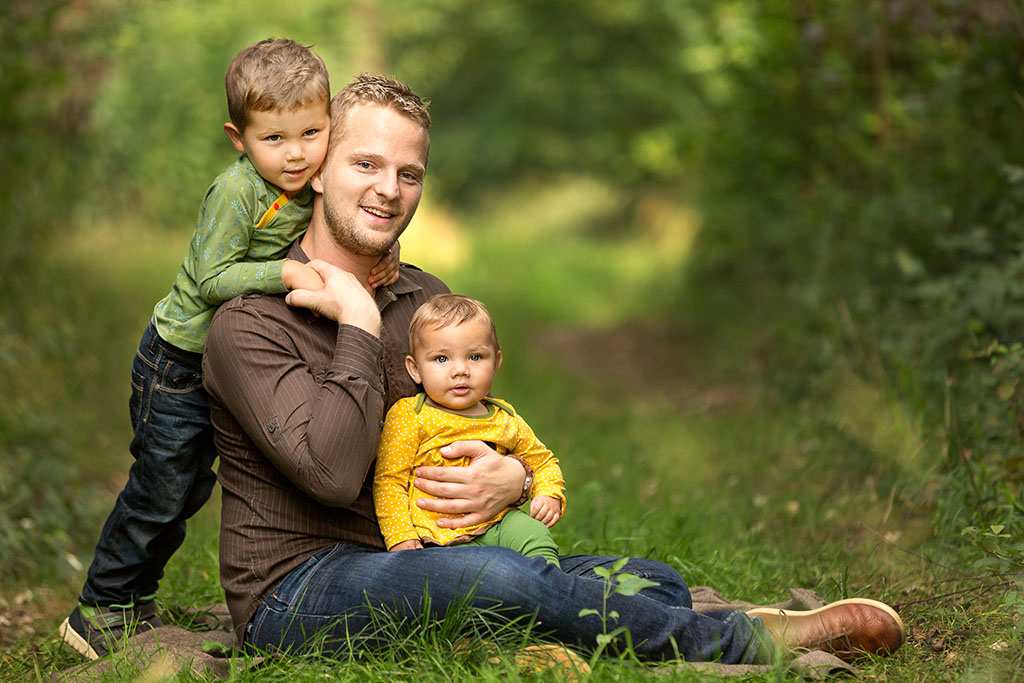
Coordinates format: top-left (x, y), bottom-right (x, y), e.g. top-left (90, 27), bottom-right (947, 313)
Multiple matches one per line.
top-left (204, 261), bottom-right (383, 505)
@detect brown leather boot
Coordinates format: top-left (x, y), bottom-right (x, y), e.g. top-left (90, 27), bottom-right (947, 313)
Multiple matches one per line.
top-left (747, 598), bottom-right (905, 661)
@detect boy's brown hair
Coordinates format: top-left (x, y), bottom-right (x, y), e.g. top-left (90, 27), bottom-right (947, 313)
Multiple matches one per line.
top-left (329, 73), bottom-right (431, 153)
top-left (225, 38), bottom-right (330, 132)
top-left (408, 294), bottom-right (499, 354)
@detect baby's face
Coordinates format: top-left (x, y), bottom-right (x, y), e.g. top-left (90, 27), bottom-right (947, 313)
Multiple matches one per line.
top-left (406, 318), bottom-right (501, 414)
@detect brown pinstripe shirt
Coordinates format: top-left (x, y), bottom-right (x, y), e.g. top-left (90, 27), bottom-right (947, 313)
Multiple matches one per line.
top-left (203, 241), bottom-right (448, 639)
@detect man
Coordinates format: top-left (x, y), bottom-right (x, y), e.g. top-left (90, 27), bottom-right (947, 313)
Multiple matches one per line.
top-left (202, 73), bottom-right (905, 662)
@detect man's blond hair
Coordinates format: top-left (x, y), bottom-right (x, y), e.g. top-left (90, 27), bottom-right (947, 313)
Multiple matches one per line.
top-left (225, 38), bottom-right (330, 131)
top-left (329, 73), bottom-right (431, 153)
top-left (408, 294), bottom-right (499, 354)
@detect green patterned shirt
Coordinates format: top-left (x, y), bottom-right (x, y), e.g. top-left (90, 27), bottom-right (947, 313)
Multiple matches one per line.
top-left (153, 155), bottom-right (313, 352)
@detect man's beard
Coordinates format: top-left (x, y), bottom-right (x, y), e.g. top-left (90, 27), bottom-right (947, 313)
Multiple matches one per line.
top-left (322, 197), bottom-right (405, 257)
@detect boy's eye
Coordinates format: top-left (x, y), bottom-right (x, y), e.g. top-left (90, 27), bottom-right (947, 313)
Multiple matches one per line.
top-left (265, 134), bottom-right (282, 142)
top-left (303, 128), bottom-right (319, 137)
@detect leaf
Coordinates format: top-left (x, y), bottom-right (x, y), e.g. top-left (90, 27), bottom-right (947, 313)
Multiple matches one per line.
top-left (611, 557), bottom-right (630, 573)
top-left (595, 634), bottom-right (614, 646)
top-left (202, 640), bottom-right (230, 655)
top-left (593, 567), bottom-right (611, 580)
top-left (578, 608), bottom-right (600, 618)
top-left (614, 574), bottom-right (660, 596)
top-left (608, 610), bottom-right (619, 620)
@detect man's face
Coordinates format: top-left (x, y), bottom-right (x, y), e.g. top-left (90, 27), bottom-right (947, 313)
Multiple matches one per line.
top-left (312, 103), bottom-right (429, 257)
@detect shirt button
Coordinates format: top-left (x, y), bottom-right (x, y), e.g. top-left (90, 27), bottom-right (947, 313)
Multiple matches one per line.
top-left (267, 423), bottom-right (276, 433)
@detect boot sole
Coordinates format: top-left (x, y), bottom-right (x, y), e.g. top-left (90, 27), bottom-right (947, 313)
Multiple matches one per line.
top-left (59, 616), bottom-right (101, 660)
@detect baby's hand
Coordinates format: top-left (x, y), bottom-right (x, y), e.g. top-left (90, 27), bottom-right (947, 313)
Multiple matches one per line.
top-left (368, 242), bottom-right (401, 289)
top-left (282, 259), bottom-right (325, 291)
top-left (389, 539), bottom-right (423, 552)
top-left (529, 495), bottom-right (561, 528)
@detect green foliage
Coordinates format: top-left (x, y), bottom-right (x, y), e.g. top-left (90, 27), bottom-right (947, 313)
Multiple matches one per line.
top-left (577, 557), bottom-right (660, 663)
top-left (4, 1), bottom-right (1024, 678)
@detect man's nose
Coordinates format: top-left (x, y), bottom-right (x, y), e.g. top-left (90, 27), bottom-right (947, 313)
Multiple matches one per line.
top-left (374, 172), bottom-right (400, 200)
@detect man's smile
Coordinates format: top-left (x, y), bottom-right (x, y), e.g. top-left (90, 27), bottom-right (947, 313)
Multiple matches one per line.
top-left (362, 205), bottom-right (396, 219)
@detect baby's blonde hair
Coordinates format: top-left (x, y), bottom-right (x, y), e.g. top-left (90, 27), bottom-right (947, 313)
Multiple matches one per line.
top-left (408, 294), bottom-right (499, 354)
top-left (225, 38), bottom-right (330, 132)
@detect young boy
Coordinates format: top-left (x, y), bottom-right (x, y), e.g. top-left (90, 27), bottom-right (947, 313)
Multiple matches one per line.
top-left (60, 39), bottom-right (399, 660)
top-left (374, 294), bottom-right (565, 566)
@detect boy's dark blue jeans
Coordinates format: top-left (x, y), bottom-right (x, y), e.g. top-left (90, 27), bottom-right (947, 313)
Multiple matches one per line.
top-left (79, 321), bottom-right (217, 606)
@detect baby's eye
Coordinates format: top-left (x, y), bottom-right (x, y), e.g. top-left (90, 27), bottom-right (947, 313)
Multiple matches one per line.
top-left (434, 355), bottom-right (448, 364)
top-left (469, 353), bottom-right (482, 362)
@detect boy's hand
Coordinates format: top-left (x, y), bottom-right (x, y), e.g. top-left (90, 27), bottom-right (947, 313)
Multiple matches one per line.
top-left (368, 242), bottom-right (400, 289)
top-left (389, 540), bottom-right (423, 552)
top-left (529, 495), bottom-right (561, 528)
top-left (282, 259), bottom-right (325, 291)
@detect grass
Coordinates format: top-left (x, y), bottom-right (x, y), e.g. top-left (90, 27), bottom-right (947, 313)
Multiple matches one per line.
top-left (1, 180), bottom-right (1023, 680)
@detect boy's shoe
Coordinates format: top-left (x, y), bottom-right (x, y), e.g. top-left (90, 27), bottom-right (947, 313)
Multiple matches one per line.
top-left (747, 598), bottom-right (905, 661)
top-left (59, 601), bottom-right (165, 660)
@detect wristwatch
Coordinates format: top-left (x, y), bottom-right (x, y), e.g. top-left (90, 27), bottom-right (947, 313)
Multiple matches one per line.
top-left (507, 455), bottom-right (534, 507)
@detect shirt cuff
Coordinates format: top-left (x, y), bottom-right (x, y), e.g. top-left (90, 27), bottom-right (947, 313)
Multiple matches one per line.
top-left (263, 259), bottom-right (287, 293)
top-left (332, 323), bottom-right (385, 392)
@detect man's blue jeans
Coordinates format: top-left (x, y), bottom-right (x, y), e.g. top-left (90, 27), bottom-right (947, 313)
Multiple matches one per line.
top-left (79, 321), bottom-right (218, 606)
top-left (246, 544), bottom-right (771, 663)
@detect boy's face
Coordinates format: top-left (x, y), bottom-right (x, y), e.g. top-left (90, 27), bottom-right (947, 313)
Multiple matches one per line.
top-left (406, 317), bottom-right (502, 414)
top-left (224, 99), bottom-right (330, 194)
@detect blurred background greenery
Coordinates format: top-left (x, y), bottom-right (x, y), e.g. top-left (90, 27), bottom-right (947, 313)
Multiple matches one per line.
top-left (3, 0), bottom-right (1024, 674)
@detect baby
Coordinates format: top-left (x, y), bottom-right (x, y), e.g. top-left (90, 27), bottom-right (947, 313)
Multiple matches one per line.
top-left (374, 294), bottom-right (565, 565)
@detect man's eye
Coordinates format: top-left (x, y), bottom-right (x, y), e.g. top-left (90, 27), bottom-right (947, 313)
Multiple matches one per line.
top-left (357, 161), bottom-right (373, 170)
top-left (400, 172), bottom-right (421, 183)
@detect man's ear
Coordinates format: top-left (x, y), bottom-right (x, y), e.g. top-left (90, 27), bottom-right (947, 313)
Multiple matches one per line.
top-left (494, 350), bottom-right (503, 372)
top-left (405, 355), bottom-right (421, 384)
top-left (223, 123), bottom-right (246, 153)
top-left (310, 164), bottom-right (325, 194)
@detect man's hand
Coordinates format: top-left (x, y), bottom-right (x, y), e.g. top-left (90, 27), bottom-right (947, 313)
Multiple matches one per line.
top-left (285, 259), bottom-right (381, 335)
top-left (282, 259), bottom-right (325, 291)
top-left (530, 495), bottom-right (561, 528)
top-left (414, 441), bottom-right (524, 528)
top-left (389, 539), bottom-right (423, 552)
top-left (368, 242), bottom-right (400, 289)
